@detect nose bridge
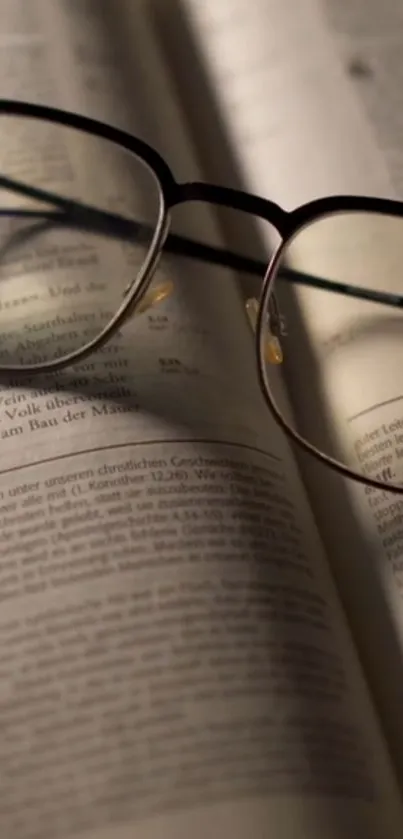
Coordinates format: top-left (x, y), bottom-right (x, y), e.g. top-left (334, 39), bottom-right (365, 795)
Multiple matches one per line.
top-left (170, 181), bottom-right (289, 238)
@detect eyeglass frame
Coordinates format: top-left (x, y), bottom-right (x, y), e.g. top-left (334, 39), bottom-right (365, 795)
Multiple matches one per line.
top-left (1, 98), bottom-right (403, 495)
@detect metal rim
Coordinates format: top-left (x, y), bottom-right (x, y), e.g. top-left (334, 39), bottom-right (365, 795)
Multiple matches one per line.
top-left (256, 213), bottom-right (403, 495)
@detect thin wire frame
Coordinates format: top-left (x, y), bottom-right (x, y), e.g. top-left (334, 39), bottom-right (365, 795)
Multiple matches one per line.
top-left (256, 228), bottom-right (403, 496)
top-left (2, 100), bottom-right (403, 493)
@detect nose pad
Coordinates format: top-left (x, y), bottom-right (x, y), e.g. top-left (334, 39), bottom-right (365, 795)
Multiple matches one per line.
top-left (123, 280), bottom-right (174, 324)
top-left (134, 280), bottom-right (174, 314)
top-left (245, 297), bottom-right (283, 364)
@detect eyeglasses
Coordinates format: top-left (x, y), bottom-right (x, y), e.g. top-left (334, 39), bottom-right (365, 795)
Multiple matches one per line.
top-left (0, 100), bottom-right (403, 495)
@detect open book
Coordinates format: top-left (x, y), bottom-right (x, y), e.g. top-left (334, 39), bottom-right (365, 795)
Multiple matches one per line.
top-left (1, 0), bottom-right (403, 837)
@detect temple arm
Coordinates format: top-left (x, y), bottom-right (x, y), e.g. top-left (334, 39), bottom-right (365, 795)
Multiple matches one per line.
top-left (0, 174), bottom-right (402, 310)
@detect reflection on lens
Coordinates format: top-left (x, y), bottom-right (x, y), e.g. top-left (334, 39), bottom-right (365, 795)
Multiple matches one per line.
top-left (260, 210), bottom-right (403, 490)
top-left (0, 115), bottom-right (163, 368)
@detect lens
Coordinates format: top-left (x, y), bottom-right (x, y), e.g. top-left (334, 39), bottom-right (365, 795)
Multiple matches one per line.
top-left (259, 210), bottom-right (403, 489)
top-left (0, 115), bottom-right (164, 368)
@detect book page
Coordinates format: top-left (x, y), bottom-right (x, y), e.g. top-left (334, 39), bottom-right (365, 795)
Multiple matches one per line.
top-left (174, 0), bottom-right (394, 206)
top-left (0, 2), bottom-right (402, 839)
top-left (323, 0), bottom-right (403, 198)
top-left (178, 0), bottom-right (403, 787)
